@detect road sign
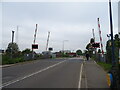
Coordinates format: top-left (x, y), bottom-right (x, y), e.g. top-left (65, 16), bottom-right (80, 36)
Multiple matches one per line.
top-left (32, 44), bottom-right (38, 49)
top-left (92, 43), bottom-right (100, 48)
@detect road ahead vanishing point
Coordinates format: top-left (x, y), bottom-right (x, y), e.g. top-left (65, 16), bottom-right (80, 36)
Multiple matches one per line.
top-left (2, 58), bottom-right (109, 88)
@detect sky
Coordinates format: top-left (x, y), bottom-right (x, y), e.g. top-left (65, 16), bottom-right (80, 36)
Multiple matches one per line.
top-left (1, 1), bottom-right (119, 53)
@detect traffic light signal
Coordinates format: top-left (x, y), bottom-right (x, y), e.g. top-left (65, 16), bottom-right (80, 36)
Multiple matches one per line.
top-left (92, 43), bottom-right (100, 48)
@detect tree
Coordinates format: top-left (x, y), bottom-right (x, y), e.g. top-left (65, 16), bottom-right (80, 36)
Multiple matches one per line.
top-left (86, 43), bottom-right (91, 50)
top-left (114, 34), bottom-right (120, 64)
top-left (6, 42), bottom-right (19, 55)
top-left (86, 38), bottom-right (95, 51)
top-left (85, 38), bottom-right (95, 58)
top-left (90, 38), bottom-right (95, 44)
top-left (106, 34), bottom-right (120, 63)
top-left (76, 49), bottom-right (82, 55)
top-left (83, 50), bottom-right (87, 54)
top-left (106, 40), bottom-right (112, 63)
top-left (114, 34), bottom-right (120, 47)
top-left (22, 48), bottom-right (32, 54)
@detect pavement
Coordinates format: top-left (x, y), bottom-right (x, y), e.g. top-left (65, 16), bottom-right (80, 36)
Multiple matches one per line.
top-left (1, 58), bottom-right (109, 88)
top-left (81, 60), bottom-right (109, 88)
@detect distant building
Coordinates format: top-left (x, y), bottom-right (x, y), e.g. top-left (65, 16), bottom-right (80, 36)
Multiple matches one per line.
top-left (68, 53), bottom-right (76, 57)
top-left (60, 50), bottom-right (71, 53)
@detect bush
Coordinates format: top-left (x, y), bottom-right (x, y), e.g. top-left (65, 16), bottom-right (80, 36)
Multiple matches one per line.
top-left (2, 54), bottom-right (24, 65)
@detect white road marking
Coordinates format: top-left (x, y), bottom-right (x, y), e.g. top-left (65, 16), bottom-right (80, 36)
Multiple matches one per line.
top-left (1, 60), bottom-right (66, 88)
top-left (78, 63), bottom-right (83, 89)
top-left (83, 59), bottom-right (88, 88)
top-left (68, 58), bottom-right (82, 60)
top-left (0, 64), bottom-right (14, 68)
top-left (94, 61), bottom-right (97, 64)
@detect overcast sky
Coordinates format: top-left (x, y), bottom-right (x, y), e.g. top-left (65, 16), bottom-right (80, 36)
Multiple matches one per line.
top-left (1, 1), bottom-right (119, 53)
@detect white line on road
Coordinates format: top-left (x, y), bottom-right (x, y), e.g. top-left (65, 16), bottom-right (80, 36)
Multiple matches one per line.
top-left (78, 63), bottom-right (83, 89)
top-left (1, 60), bottom-right (66, 88)
top-left (83, 59), bottom-right (88, 88)
top-left (94, 61), bottom-right (97, 64)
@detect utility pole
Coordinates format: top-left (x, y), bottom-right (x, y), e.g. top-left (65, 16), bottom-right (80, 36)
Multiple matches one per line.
top-left (109, 0), bottom-right (115, 65)
top-left (11, 31), bottom-right (15, 59)
top-left (46, 31), bottom-right (50, 51)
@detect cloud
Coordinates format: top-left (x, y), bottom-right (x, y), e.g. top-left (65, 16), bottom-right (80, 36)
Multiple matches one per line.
top-left (2, 2), bottom-right (118, 53)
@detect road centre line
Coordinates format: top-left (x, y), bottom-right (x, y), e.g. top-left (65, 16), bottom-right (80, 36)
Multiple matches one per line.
top-left (1, 60), bottom-right (66, 88)
top-left (78, 63), bottom-right (83, 89)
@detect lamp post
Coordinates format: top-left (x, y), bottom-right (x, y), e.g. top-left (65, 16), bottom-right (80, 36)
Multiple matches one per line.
top-left (62, 40), bottom-right (69, 54)
top-left (106, 1), bottom-right (120, 88)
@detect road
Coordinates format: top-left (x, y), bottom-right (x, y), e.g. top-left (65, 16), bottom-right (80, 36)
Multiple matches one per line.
top-left (2, 58), bottom-right (109, 88)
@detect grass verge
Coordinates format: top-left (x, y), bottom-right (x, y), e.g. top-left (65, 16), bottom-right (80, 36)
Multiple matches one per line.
top-left (97, 62), bottom-right (112, 72)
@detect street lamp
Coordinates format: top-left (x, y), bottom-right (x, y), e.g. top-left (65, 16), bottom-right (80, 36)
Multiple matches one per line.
top-left (62, 40), bottom-right (69, 53)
